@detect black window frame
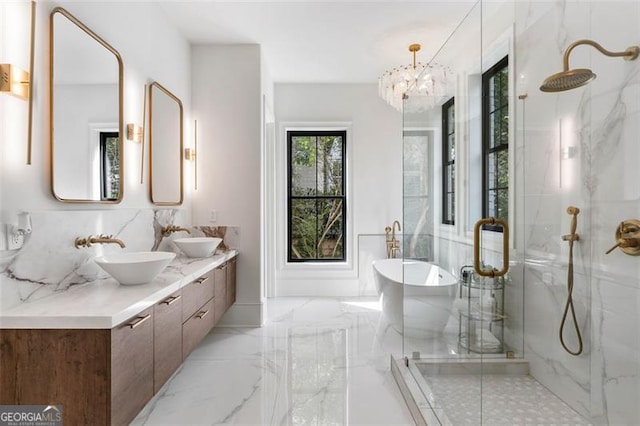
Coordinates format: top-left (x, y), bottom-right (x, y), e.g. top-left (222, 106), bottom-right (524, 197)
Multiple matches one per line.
top-left (99, 131), bottom-right (119, 201)
top-left (482, 55), bottom-right (509, 232)
top-left (287, 130), bottom-right (347, 263)
top-left (441, 97), bottom-right (455, 225)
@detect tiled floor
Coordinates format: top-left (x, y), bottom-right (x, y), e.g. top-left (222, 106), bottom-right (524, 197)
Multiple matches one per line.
top-left (132, 297), bottom-right (414, 425)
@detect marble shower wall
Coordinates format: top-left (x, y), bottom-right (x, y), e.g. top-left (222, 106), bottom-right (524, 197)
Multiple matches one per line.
top-left (515, 1), bottom-right (640, 424)
top-left (0, 209), bottom-right (239, 313)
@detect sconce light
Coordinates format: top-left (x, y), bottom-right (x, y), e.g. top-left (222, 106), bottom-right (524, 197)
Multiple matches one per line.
top-left (126, 123), bottom-right (143, 143)
top-left (184, 147), bottom-right (196, 161)
top-left (0, 64), bottom-right (30, 100)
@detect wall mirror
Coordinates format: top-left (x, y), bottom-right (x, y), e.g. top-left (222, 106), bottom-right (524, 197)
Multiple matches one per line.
top-left (50, 7), bottom-right (123, 203)
top-left (149, 81), bottom-right (183, 205)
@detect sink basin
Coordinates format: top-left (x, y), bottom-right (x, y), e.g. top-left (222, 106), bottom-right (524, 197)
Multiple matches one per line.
top-left (94, 251), bottom-right (176, 285)
top-left (174, 237), bottom-right (222, 258)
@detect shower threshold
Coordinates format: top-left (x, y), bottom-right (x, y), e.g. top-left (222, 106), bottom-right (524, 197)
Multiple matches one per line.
top-left (391, 356), bottom-right (591, 425)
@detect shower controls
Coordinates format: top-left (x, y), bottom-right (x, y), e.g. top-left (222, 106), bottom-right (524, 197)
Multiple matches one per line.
top-left (605, 219), bottom-right (640, 256)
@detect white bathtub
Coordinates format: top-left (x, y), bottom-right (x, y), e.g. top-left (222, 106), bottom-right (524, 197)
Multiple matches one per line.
top-left (372, 259), bottom-right (458, 337)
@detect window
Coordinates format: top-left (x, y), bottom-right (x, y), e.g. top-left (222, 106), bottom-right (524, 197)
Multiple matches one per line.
top-left (287, 130), bottom-right (346, 262)
top-left (100, 131), bottom-right (119, 201)
top-left (482, 56), bottom-right (508, 231)
top-left (442, 97), bottom-right (455, 225)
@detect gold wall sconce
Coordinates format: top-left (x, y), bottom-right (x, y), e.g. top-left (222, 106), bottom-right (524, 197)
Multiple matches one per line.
top-left (0, 64), bottom-right (30, 100)
top-left (126, 123), bottom-right (143, 143)
top-left (186, 119), bottom-right (199, 190)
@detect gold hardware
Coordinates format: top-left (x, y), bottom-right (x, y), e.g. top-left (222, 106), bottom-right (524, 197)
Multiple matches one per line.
top-left (184, 147), bottom-right (196, 161)
top-left (473, 217), bottom-right (509, 277)
top-left (408, 43), bottom-right (421, 68)
top-left (127, 314), bottom-right (151, 329)
top-left (162, 294), bottom-right (182, 305)
top-left (149, 81), bottom-right (184, 206)
top-left (518, 93), bottom-right (528, 100)
top-left (540, 39), bottom-right (640, 92)
top-left (560, 206), bottom-right (583, 356)
top-left (126, 123), bottom-right (143, 143)
top-left (195, 276), bottom-right (209, 285)
top-left (50, 7), bottom-right (124, 203)
top-left (141, 84), bottom-right (148, 184)
top-left (74, 234), bottom-right (125, 249)
top-left (0, 64), bottom-right (30, 100)
top-left (506, 351), bottom-right (515, 359)
top-left (385, 221), bottom-right (402, 258)
top-left (161, 225), bottom-right (191, 237)
top-left (196, 310), bottom-right (209, 319)
top-left (605, 219), bottom-right (640, 256)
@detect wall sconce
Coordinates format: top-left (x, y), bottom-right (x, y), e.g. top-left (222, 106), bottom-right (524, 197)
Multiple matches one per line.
top-left (0, 64), bottom-right (30, 100)
top-left (126, 123), bottom-right (143, 143)
top-left (186, 119), bottom-right (199, 190)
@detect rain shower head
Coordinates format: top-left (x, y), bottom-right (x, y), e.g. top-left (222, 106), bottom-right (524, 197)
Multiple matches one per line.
top-left (540, 39), bottom-right (639, 93)
top-left (540, 68), bottom-right (596, 92)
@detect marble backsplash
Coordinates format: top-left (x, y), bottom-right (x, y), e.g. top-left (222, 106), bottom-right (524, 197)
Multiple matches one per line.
top-left (0, 208), bottom-right (239, 312)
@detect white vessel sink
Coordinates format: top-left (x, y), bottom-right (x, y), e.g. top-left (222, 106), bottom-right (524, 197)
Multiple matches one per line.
top-left (174, 237), bottom-right (222, 258)
top-left (94, 251), bottom-right (176, 285)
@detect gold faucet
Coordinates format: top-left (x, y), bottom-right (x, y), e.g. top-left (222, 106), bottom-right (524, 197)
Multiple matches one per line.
top-left (75, 234), bottom-right (125, 249)
top-left (161, 225), bottom-right (192, 237)
top-left (605, 220), bottom-right (640, 255)
top-left (386, 220), bottom-right (402, 258)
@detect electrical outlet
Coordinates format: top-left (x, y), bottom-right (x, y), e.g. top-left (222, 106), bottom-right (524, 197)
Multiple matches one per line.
top-left (209, 210), bottom-right (217, 223)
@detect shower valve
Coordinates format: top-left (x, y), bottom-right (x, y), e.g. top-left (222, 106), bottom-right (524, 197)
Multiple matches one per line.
top-left (605, 219), bottom-right (640, 256)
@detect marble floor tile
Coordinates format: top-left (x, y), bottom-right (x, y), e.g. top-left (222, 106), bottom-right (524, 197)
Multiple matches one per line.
top-left (133, 297), bottom-right (414, 425)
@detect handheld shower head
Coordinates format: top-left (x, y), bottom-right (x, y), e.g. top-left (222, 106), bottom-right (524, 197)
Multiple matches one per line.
top-left (540, 39), bottom-right (639, 93)
top-left (567, 206), bottom-right (580, 215)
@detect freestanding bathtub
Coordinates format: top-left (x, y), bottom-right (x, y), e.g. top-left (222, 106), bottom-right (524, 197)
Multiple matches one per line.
top-left (373, 259), bottom-right (459, 337)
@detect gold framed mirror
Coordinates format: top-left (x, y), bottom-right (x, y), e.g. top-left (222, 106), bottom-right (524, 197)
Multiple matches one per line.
top-left (149, 81), bottom-right (184, 206)
top-left (50, 7), bottom-right (124, 203)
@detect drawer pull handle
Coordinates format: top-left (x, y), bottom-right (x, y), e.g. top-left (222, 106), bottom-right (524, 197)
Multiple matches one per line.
top-left (162, 295), bottom-right (182, 305)
top-left (196, 276), bottom-right (209, 284)
top-left (127, 314), bottom-right (151, 329)
top-left (196, 310), bottom-right (209, 319)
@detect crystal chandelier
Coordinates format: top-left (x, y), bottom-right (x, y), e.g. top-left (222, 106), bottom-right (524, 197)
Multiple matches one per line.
top-left (378, 43), bottom-right (451, 112)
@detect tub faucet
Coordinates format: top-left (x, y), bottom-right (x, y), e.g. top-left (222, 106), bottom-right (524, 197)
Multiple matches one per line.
top-left (386, 220), bottom-right (402, 258)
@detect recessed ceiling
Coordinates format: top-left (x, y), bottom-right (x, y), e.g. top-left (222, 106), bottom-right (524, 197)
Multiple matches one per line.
top-left (158, 1), bottom-right (477, 83)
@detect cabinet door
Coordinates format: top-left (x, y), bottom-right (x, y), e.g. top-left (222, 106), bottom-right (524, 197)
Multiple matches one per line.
top-left (154, 291), bottom-right (183, 393)
top-left (214, 263), bottom-right (227, 324)
top-left (226, 257), bottom-right (237, 308)
top-left (182, 298), bottom-right (215, 359)
top-left (182, 271), bottom-right (214, 322)
top-left (111, 308), bottom-right (154, 426)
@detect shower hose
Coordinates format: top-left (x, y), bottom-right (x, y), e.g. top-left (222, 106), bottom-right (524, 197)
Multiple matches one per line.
top-left (560, 206), bottom-right (583, 356)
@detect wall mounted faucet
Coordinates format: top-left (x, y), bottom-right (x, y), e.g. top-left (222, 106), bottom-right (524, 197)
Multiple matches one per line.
top-left (161, 225), bottom-right (191, 237)
top-left (75, 234), bottom-right (125, 249)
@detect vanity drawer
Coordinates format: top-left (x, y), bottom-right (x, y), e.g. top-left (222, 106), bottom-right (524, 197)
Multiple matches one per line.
top-left (182, 271), bottom-right (214, 322)
top-left (111, 308), bottom-right (154, 426)
top-left (182, 298), bottom-right (215, 359)
top-left (154, 290), bottom-right (183, 393)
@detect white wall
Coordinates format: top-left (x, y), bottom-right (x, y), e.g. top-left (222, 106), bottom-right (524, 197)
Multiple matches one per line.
top-left (0, 2), bottom-right (192, 218)
top-left (273, 83), bottom-right (402, 296)
top-left (191, 45), bottom-right (264, 325)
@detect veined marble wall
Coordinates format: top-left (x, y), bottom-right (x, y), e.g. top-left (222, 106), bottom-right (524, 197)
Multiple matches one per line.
top-left (515, 1), bottom-right (640, 424)
top-left (0, 209), bottom-right (239, 313)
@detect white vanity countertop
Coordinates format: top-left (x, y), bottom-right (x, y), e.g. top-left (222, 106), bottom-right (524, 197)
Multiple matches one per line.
top-left (0, 250), bottom-right (238, 329)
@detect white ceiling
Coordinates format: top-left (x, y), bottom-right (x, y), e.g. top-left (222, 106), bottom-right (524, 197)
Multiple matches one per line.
top-left (158, 1), bottom-right (478, 83)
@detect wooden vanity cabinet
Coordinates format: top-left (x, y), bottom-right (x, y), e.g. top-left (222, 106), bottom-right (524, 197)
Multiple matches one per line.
top-left (214, 262), bottom-right (227, 323)
top-left (226, 257), bottom-right (237, 307)
top-left (111, 308), bottom-right (154, 426)
top-left (153, 290), bottom-right (183, 393)
top-left (0, 256), bottom-right (237, 425)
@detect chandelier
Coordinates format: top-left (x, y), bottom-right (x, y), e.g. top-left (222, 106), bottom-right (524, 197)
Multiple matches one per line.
top-left (378, 43), bottom-right (451, 112)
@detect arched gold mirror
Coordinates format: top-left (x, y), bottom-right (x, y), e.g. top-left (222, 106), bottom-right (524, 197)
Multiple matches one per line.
top-left (149, 81), bottom-right (183, 205)
top-left (50, 7), bottom-right (123, 203)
